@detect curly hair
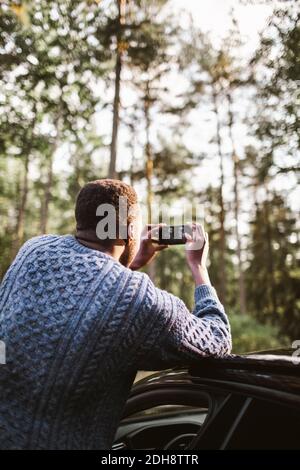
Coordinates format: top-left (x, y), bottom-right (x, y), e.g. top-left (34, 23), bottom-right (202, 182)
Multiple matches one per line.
top-left (75, 179), bottom-right (138, 233)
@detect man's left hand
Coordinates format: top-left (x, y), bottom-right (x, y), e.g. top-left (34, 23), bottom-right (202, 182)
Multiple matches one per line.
top-left (130, 225), bottom-right (168, 271)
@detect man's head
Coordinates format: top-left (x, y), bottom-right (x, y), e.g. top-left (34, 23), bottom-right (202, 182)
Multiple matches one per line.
top-left (75, 179), bottom-right (141, 266)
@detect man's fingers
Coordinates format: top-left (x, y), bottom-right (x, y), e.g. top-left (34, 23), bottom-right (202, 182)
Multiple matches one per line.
top-left (146, 224), bottom-right (166, 239)
top-left (156, 244), bottom-right (168, 251)
top-left (147, 226), bottom-right (161, 239)
top-left (144, 226), bottom-right (169, 251)
top-left (185, 223), bottom-right (206, 250)
top-left (191, 224), bottom-right (205, 241)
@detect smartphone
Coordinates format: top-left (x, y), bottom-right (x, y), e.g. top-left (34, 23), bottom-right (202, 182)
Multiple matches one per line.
top-left (151, 224), bottom-right (193, 245)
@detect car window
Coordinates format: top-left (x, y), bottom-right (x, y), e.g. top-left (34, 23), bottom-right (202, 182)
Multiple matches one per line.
top-left (223, 397), bottom-right (300, 449)
top-left (114, 388), bottom-right (214, 450)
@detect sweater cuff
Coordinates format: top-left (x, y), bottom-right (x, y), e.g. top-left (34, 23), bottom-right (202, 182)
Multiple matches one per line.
top-left (195, 284), bottom-right (218, 304)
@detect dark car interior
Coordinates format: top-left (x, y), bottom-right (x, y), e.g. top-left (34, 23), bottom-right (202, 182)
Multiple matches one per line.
top-left (113, 381), bottom-right (300, 450)
top-left (113, 387), bottom-right (213, 450)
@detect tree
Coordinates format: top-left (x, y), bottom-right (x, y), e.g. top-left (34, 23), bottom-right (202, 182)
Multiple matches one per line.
top-left (243, 1), bottom-right (300, 338)
top-left (179, 25), bottom-right (250, 309)
top-left (108, 0), bottom-right (126, 179)
top-left (246, 192), bottom-right (300, 338)
top-left (101, 0), bottom-right (172, 178)
top-left (252, 3), bottom-right (300, 178)
top-left (118, 1), bottom-right (179, 278)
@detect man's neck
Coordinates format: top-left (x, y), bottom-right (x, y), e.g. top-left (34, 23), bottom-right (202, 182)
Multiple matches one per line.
top-left (75, 230), bottom-right (124, 261)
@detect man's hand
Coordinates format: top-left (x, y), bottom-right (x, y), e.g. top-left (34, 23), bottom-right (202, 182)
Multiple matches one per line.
top-left (185, 223), bottom-right (211, 286)
top-left (130, 225), bottom-right (168, 271)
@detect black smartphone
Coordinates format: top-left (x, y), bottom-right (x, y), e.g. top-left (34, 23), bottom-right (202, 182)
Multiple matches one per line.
top-left (151, 224), bottom-right (193, 245)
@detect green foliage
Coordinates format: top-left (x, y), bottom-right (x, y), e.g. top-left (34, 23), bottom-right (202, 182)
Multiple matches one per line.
top-left (246, 192), bottom-right (300, 338)
top-left (230, 313), bottom-right (288, 354)
top-left (253, 5), bottom-right (300, 172)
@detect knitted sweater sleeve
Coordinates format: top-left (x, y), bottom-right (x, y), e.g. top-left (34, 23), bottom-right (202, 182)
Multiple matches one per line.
top-left (135, 274), bottom-right (232, 370)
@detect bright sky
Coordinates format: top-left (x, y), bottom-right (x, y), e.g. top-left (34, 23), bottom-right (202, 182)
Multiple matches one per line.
top-left (171, 0), bottom-right (273, 51)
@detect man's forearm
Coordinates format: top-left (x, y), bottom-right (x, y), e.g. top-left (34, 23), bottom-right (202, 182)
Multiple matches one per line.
top-left (189, 264), bottom-right (211, 286)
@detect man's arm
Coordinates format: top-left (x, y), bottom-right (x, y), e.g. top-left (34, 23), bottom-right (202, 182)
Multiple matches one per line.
top-left (133, 276), bottom-right (231, 370)
top-left (130, 224), bottom-right (231, 370)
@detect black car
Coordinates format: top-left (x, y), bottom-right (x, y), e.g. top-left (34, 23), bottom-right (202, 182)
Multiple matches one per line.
top-left (113, 349), bottom-right (300, 450)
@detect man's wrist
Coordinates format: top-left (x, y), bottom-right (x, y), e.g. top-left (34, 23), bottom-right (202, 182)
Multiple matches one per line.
top-left (189, 264), bottom-right (211, 286)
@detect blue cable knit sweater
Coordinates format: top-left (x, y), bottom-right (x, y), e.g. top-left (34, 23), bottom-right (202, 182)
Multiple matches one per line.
top-left (0, 235), bottom-right (231, 450)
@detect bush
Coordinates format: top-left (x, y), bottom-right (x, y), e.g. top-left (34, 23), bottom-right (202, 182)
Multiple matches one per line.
top-left (230, 313), bottom-right (289, 354)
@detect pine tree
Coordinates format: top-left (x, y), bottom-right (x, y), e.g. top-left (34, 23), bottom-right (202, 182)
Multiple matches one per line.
top-left (246, 192), bottom-right (300, 338)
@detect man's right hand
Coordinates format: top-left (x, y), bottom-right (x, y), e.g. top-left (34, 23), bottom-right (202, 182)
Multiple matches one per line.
top-left (185, 223), bottom-right (211, 286)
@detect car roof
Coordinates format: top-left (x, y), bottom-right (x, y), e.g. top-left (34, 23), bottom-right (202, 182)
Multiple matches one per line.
top-left (191, 348), bottom-right (300, 373)
top-left (134, 349), bottom-right (300, 398)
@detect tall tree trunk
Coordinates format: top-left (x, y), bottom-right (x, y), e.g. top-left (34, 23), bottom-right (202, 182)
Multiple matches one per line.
top-left (212, 87), bottom-right (226, 304)
top-left (109, 51), bottom-right (122, 179)
top-left (40, 115), bottom-right (61, 233)
top-left (13, 153), bottom-right (30, 254)
top-left (128, 120), bottom-right (138, 185)
top-left (264, 183), bottom-right (277, 316)
top-left (40, 153), bottom-right (53, 234)
top-left (109, 0), bottom-right (126, 179)
top-left (227, 91), bottom-right (247, 314)
top-left (144, 84), bottom-right (153, 224)
top-left (144, 81), bottom-right (155, 281)
top-left (12, 111), bottom-right (37, 256)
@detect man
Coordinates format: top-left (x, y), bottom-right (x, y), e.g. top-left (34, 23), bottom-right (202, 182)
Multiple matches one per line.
top-left (0, 179), bottom-right (231, 450)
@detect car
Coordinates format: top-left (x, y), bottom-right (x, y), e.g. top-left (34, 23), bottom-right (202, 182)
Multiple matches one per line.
top-left (113, 349), bottom-right (300, 450)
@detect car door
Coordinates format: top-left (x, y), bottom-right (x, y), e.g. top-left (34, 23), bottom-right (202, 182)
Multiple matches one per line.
top-left (113, 384), bottom-right (230, 450)
top-left (218, 396), bottom-right (300, 449)
top-left (113, 381), bottom-right (300, 450)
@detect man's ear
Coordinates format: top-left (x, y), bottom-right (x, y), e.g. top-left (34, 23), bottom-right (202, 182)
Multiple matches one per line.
top-left (128, 222), bottom-right (134, 240)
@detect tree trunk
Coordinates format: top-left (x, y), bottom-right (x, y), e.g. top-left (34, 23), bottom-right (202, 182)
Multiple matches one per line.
top-left (109, 51), bottom-right (122, 179)
top-left (227, 91), bottom-right (247, 314)
top-left (12, 110), bottom-right (36, 256)
top-left (144, 80), bottom-right (155, 281)
top-left (212, 87), bottom-right (226, 304)
top-left (128, 120), bottom-right (138, 184)
top-left (40, 153), bottom-right (53, 234)
top-left (40, 114), bottom-right (61, 233)
top-left (144, 82), bottom-right (153, 224)
top-left (264, 183), bottom-right (277, 316)
top-left (109, 0), bottom-right (126, 179)
top-left (13, 152), bottom-right (30, 254)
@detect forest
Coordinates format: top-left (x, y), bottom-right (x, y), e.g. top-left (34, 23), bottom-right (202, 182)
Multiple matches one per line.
top-left (0, 0), bottom-right (299, 353)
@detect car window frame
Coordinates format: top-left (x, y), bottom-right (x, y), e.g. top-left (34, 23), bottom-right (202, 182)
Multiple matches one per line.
top-left (115, 384), bottom-right (229, 450)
